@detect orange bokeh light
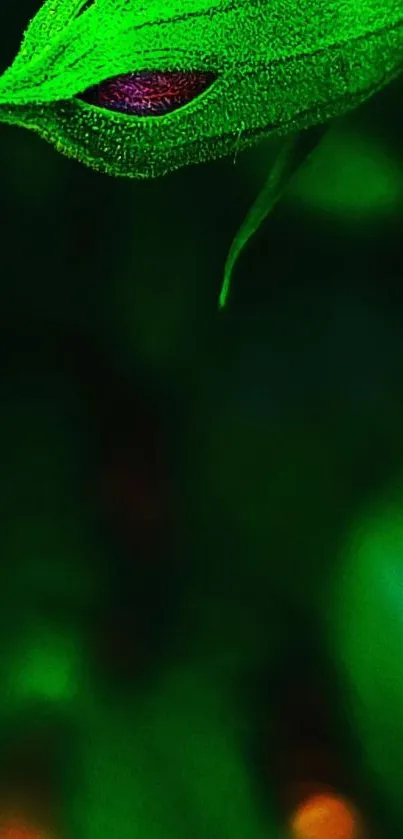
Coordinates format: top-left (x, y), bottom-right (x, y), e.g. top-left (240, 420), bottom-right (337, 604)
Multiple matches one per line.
top-left (291, 791), bottom-right (358, 839)
top-left (0, 818), bottom-right (44, 839)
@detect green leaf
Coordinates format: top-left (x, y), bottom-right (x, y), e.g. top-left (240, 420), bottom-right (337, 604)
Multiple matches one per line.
top-left (219, 124), bottom-right (329, 309)
top-left (4, 0), bottom-right (94, 77)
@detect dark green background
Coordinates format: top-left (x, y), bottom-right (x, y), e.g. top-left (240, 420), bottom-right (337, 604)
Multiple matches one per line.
top-left (1, 4), bottom-right (403, 838)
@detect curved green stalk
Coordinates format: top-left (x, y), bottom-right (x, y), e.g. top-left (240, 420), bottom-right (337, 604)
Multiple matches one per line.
top-left (218, 125), bottom-right (329, 309)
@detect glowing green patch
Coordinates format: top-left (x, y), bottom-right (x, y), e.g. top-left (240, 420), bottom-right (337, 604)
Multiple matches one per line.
top-left (6, 624), bottom-right (83, 706)
top-left (287, 127), bottom-right (403, 218)
top-left (323, 484), bottom-right (403, 823)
